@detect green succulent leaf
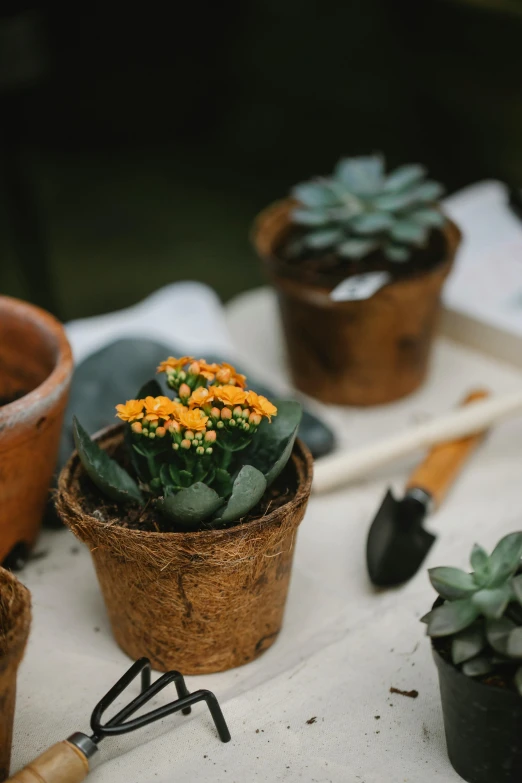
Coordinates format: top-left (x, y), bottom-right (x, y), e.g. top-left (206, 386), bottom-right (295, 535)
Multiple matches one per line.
top-left (428, 567), bottom-right (477, 600)
top-left (350, 212), bottom-right (394, 234)
top-left (390, 220), bottom-right (429, 246)
top-left (410, 181), bottom-right (445, 203)
top-left (334, 156), bottom-right (384, 195)
top-left (512, 574), bottom-right (522, 605)
top-left (291, 182), bottom-right (338, 208)
top-left (507, 627), bottom-right (522, 658)
top-left (216, 465), bottom-right (267, 524)
top-left (383, 164), bottom-right (426, 193)
top-left (292, 208), bottom-right (330, 226)
top-left (409, 207), bottom-right (445, 228)
top-left (73, 416), bottom-right (143, 505)
top-left (451, 624), bottom-right (486, 665)
top-left (470, 544), bottom-right (491, 586)
top-left (421, 598), bottom-right (479, 637)
top-left (515, 667), bottom-right (522, 696)
top-left (338, 238), bottom-right (379, 259)
top-left (486, 617), bottom-right (517, 655)
top-left (245, 400), bottom-right (302, 486)
top-left (384, 243), bottom-right (410, 262)
top-left (303, 228), bottom-right (344, 249)
top-left (472, 586), bottom-right (511, 619)
top-left (487, 532), bottom-right (522, 586)
top-left (156, 483), bottom-right (223, 526)
top-left (462, 656), bottom-right (494, 677)
top-left (213, 468), bottom-right (234, 499)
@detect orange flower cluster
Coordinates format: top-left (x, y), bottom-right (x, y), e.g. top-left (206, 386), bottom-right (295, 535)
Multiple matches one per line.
top-left (156, 356), bottom-right (246, 388)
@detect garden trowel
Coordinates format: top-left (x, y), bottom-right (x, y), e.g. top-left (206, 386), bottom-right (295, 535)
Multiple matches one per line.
top-left (366, 390), bottom-right (489, 588)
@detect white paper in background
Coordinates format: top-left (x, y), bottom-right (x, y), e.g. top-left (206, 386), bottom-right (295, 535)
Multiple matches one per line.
top-left (443, 180), bottom-right (522, 339)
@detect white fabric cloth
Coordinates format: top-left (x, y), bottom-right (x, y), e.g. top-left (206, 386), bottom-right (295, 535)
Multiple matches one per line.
top-left (11, 187), bottom-right (522, 782)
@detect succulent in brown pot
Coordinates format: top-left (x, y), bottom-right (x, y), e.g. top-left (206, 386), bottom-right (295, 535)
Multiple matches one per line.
top-left (252, 155), bottom-right (461, 406)
top-left (57, 356), bottom-right (312, 674)
top-left (0, 296), bottom-right (73, 567)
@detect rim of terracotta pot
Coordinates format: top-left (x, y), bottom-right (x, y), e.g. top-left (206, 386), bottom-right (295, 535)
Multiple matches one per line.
top-left (0, 568), bottom-right (31, 674)
top-left (57, 424), bottom-right (314, 551)
top-left (0, 296), bottom-right (73, 430)
top-left (252, 198), bottom-right (462, 297)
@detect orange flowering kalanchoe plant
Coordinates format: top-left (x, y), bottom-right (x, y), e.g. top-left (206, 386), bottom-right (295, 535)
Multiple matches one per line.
top-left (73, 357), bottom-right (302, 530)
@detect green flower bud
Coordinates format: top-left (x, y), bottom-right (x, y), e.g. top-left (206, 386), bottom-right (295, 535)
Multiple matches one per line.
top-left (196, 446), bottom-right (205, 455)
top-left (172, 442), bottom-right (179, 450)
top-left (205, 447), bottom-right (213, 455)
top-left (216, 421), bottom-right (224, 429)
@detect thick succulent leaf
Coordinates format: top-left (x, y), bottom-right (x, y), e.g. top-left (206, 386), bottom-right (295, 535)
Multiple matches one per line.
top-left (410, 180), bottom-right (445, 203)
top-left (291, 207), bottom-right (330, 226)
top-left (512, 574), bottom-right (522, 605)
top-left (245, 400), bottom-right (302, 485)
top-left (472, 586), bottom-right (511, 619)
top-left (136, 378), bottom-right (162, 399)
top-left (216, 465), bottom-right (267, 523)
top-left (374, 190), bottom-right (419, 211)
top-left (383, 164), bottom-right (426, 193)
top-left (487, 532), bottom-right (522, 586)
top-left (350, 211), bottom-right (394, 234)
top-left (338, 238), bottom-right (379, 259)
top-left (486, 617), bottom-right (517, 655)
top-left (156, 483), bottom-right (223, 525)
top-left (515, 667), bottom-right (522, 696)
top-left (326, 201), bottom-right (363, 220)
top-left (334, 155), bottom-right (384, 195)
top-left (390, 220), bottom-right (429, 246)
top-left (421, 598), bottom-right (479, 637)
top-left (470, 544), bottom-right (491, 586)
top-left (384, 243), bottom-right (410, 262)
top-left (428, 567), bottom-right (478, 600)
top-left (409, 207), bottom-right (446, 228)
top-left (507, 627), bottom-right (522, 658)
top-left (303, 228), bottom-right (344, 249)
top-left (213, 468), bottom-right (233, 498)
top-left (73, 416), bottom-right (143, 505)
top-left (291, 182), bottom-right (339, 208)
top-left (462, 656), bottom-right (493, 677)
top-left (451, 624), bottom-right (486, 665)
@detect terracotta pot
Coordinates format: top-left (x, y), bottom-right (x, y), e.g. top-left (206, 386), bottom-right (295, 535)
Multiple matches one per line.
top-left (0, 296), bottom-right (73, 564)
top-left (253, 200), bottom-right (461, 406)
top-left (57, 426), bottom-right (313, 674)
top-left (0, 568), bottom-right (31, 782)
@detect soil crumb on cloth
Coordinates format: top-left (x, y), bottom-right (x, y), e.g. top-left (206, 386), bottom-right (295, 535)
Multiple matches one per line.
top-left (389, 686), bottom-right (419, 699)
top-left (306, 716), bottom-right (317, 725)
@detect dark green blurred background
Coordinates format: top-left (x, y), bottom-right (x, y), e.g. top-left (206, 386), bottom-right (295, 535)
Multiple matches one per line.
top-left (1, 0), bottom-right (521, 320)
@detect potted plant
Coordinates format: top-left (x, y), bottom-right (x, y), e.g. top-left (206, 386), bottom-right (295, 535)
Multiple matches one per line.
top-left (422, 532), bottom-right (522, 783)
top-left (252, 155), bottom-right (461, 406)
top-left (0, 296), bottom-right (73, 567)
top-left (57, 357), bottom-right (313, 674)
top-left (0, 567), bottom-right (31, 782)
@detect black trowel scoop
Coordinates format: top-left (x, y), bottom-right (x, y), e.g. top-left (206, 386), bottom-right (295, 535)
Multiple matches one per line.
top-left (366, 390), bottom-right (489, 587)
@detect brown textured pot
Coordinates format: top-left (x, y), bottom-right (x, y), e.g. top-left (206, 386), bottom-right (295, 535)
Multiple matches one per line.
top-left (0, 296), bottom-right (73, 564)
top-left (253, 200), bottom-right (461, 406)
top-left (56, 426), bottom-right (313, 674)
top-left (0, 568), bottom-right (31, 782)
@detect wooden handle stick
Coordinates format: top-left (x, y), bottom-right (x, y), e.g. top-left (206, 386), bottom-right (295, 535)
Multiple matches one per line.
top-left (313, 388), bottom-right (522, 494)
top-left (405, 390), bottom-right (489, 509)
top-left (7, 741), bottom-right (90, 783)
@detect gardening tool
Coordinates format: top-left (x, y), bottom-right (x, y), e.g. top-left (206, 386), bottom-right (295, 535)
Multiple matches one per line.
top-left (7, 657), bottom-right (230, 782)
top-left (313, 388), bottom-right (522, 494)
top-left (365, 390), bottom-right (488, 587)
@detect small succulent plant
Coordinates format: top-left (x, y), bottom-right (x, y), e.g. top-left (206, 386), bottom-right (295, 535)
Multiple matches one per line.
top-left (73, 357), bottom-right (301, 531)
top-left (289, 154), bottom-right (446, 262)
top-left (422, 532), bottom-right (522, 693)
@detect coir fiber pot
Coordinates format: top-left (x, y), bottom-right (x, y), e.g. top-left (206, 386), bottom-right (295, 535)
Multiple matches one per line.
top-left (253, 200), bottom-right (461, 406)
top-left (56, 425), bottom-right (313, 674)
top-left (432, 642), bottom-right (522, 783)
top-left (0, 296), bottom-right (73, 565)
top-left (0, 568), bottom-right (31, 782)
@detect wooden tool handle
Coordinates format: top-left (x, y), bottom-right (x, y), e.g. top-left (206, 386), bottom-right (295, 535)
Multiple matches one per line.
top-left (405, 390), bottom-right (489, 509)
top-left (7, 742), bottom-right (89, 783)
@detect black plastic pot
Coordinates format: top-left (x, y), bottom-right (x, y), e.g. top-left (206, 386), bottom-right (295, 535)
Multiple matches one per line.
top-left (433, 645), bottom-right (522, 783)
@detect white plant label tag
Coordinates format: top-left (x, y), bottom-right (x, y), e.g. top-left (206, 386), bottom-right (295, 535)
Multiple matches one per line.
top-left (329, 271), bottom-right (392, 302)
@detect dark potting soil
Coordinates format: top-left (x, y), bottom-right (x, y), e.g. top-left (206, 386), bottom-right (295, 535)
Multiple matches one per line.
top-left (433, 634), bottom-right (519, 693)
top-left (0, 390), bottom-right (28, 407)
top-left (275, 226), bottom-right (447, 289)
top-left (78, 455), bottom-right (297, 534)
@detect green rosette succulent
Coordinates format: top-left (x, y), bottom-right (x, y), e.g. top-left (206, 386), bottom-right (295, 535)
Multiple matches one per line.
top-left (422, 532), bottom-right (522, 693)
top-left (72, 356), bottom-right (302, 531)
top-left (289, 154), bottom-right (445, 262)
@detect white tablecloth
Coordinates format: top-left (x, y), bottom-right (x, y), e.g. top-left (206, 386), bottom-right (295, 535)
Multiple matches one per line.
top-left (11, 284), bottom-right (522, 782)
